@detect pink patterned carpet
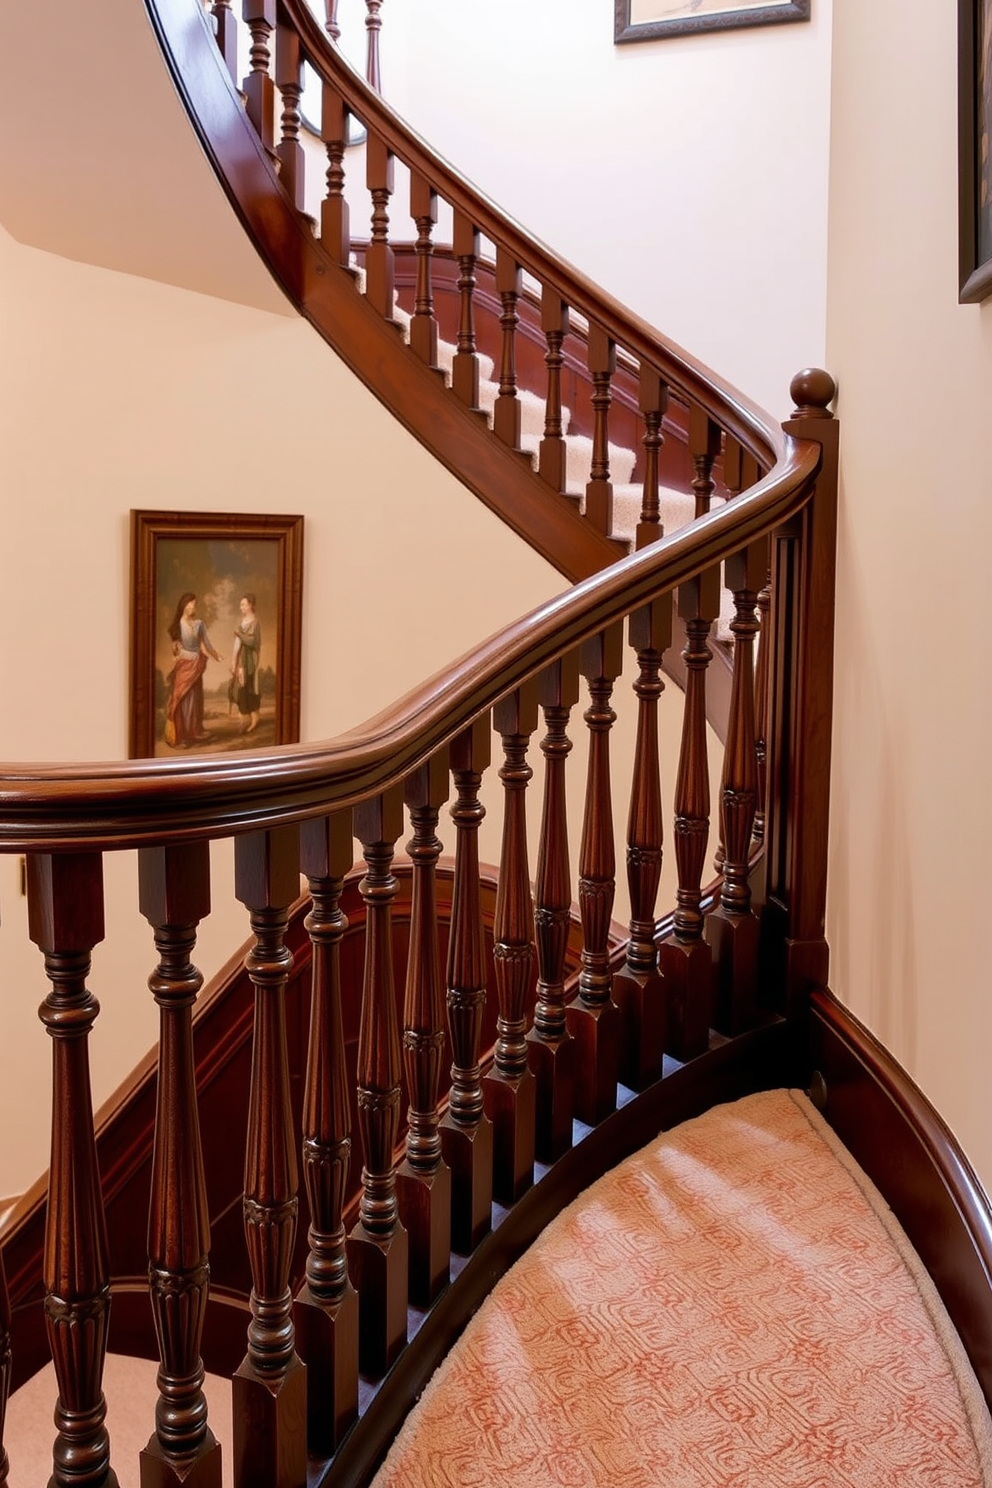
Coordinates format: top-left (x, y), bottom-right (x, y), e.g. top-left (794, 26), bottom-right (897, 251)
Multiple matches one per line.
top-left (373, 1090), bottom-right (992, 1488)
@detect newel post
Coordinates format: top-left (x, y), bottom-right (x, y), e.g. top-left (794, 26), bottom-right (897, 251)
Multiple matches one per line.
top-left (763, 368), bottom-right (839, 1015)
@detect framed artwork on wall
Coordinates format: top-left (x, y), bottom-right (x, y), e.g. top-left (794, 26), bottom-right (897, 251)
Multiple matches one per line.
top-left (614, 0), bottom-right (810, 44)
top-left (959, 0), bottom-right (992, 302)
top-left (129, 510), bottom-right (304, 759)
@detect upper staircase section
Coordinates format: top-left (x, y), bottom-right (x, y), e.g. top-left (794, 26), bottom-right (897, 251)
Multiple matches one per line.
top-left (149, 0), bottom-right (784, 580)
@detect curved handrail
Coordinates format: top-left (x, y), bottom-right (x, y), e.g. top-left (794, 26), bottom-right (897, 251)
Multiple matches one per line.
top-left (0, 434), bottom-right (818, 850)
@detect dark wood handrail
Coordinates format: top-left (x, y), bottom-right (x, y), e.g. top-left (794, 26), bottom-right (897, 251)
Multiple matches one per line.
top-left (276, 0), bottom-right (780, 468)
top-left (0, 438), bottom-right (817, 851)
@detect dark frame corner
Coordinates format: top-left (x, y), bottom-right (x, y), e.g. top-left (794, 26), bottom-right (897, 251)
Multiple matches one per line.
top-left (129, 509), bottom-right (304, 760)
top-left (614, 0), bottom-right (810, 45)
top-left (959, 0), bottom-right (992, 302)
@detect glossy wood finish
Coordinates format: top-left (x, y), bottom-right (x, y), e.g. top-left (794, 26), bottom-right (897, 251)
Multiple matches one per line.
top-left (28, 853), bottom-right (119, 1488)
top-left (276, 24), bottom-right (305, 212)
top-left (232, 828), bottom-right (306, 1488)
top-left (0, 1245), bottom-right (9, 1488)
top-left (585, 324), bottom-right (617, 535)
top-left (395, 756), bottom-right (452, 1307)
top-left (365, 134), bottom-right (395, 320)
top-left (364, 0), bottom-right (382, 91)
top-left (538, 288), bottom-right (569, 492)
top-left (568, 627), bottom-right (623, 1124)
top-left (242, 0), bottom-right (276, 154)
top-left (613, 598), bottom-right (671, 1090)
top-left (451, 213), bottom-right (480, 409)
top-left (138, 844), bottom-right (221, 1488)
top-left (348, 791), bottom-right (408, 1378)
top-left (636, 366), bottom-right (669, 549)
top-left (527, 657), bottom-right (580, 1162)
top-left (441, 719), bottom-right (494, 1254)
top-left (295, 813), bottom-right (359, 1456)
top-left (493, 249), bottom-right (522, 449)
top-left (211, 0), bottom-right (238, 78)
top-left (484, 690), bottom-right (538, 1204)
top-left (320, 84), bottom-right (350, 266)
top-left (409, 174), bottom-right (439, 367)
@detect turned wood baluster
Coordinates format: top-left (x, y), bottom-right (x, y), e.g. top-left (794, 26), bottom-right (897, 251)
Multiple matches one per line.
top-left (493, 248), bottom-right (522, 448)
top-left (320, 84), bottom-right (350, 266)
top-left (567, 627), bottom-right (623, 1125)
top-left (242, 0), bottom-right (276, 155)
top-left (613, 596), bottom-right (672, 1091)
top-left (410, 173), bottom-right (439, 367)
top-left (526, 656), bottom-right (579, 1163)
top-left (636, 365), bottom-right (669, 550)
top-left (347, 791), bottom-right (408, 1378)
top-left (294, 813), bottom-right (359, 1457)
top-left (484, 687), bottom-right (538, 1204)
top-left (27, 853), bottom-right (118, 1488)
top-left (395, 754), bottom-right (451, 1307)
top-left (365, 0), bottom-right (383, 91)
top-left (137, 845), bottom-right (221, 1488)
top-left (658, 569), bottom-right (720, 1062)
top-left (441, 718), bottom-right (494, 1254)
top-left (689, 406), bottom-right (722, 520)
top-left (211, 0), bottom-right (238, 80)
top-left (538, 288), bottom-right (570, 492)
top-left (0, 1245), bottom-right (9, 1488)
top-left (706, 542), bottom-right (767, 1035)
top-left (275, 25), bottom-right (305, 213)
top-left (754, 568), bottom-right (772, 849)
top-left (586, 324), bottom-right (617, 537)
top-left (452, 213), bottom-right (480, 409)
top-left (324, 0), bottom-right (340, 41)
top-left (365, 134), bottom-right (395, 319)
top-left (232, 827), bottom-right (306, 1488)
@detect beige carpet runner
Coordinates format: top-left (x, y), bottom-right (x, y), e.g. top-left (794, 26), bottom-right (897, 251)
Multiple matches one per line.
top-left (372, 1090), bottom-right (992, 1488)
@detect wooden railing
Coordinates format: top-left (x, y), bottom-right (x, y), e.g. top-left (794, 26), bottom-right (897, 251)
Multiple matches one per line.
top-left (0, 364), bottom-right (837, 1487)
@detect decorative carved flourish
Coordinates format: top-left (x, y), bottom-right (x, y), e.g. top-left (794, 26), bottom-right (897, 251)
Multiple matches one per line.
top-left (28, 853), bottom-right (118, 1488)
top-left (138, 841), bottom-right (220, 1487)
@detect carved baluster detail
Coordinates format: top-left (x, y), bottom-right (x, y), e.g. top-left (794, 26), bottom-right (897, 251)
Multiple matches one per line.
top-left (320, 85), bottom-right (350, 266)
top-left (347, 791), bottom-right (408, 1378)
top-left (365, 134), bottom-right (395, 319)
top-left (494, 249), bottom-right (522, 447)
top-left (689, 406), bottom-right (722, 519)
top-left (232, 828), bottom-right (305, 1488)
top-left (484, 688), bottom-right (538, 1203)
top-left (723, 435), bottom-right (743, 499)
top-left (294, 814), bottom-right (359, 1457)
top-left (613, 596), bottom-right (672, 1091)
top-left (275, 25), bottom-right (305, 213)
top-left (538, 289), bottom-right (570, 492)
top-left (27, 853), bottom-right (118, 1488)
top-left (395, 753), bottom-right (451, 1307)
top-left (754, 568), bottom-right (772, 850)
top-left (658, 570), bottom-right (720, 1061)
top-left (585, 323), bottom-right (616, 535)
top-left (636, 365), bottom-right (669, 550)
top-left (137, 845), bottom-right (221, 1488)
top-left (526, 656), bottom-right (579, 1162)
top-left (567, 627), bottom-right (623, 1124)
top-left (441, 718), bottom-right (494, 1254)
top-left (0, 1245), bottom-right (9, 1488)
top-left (706, 541), bottom-right (767, 1034)
top-left (242, 0), bottom-right (276, 155)
top-left (410, 173), bottom-right (439, 366)
top-left (325, 0), bottom-right (340, 41)
top-left (452, 213), bottom-right (480, 408)
top-left (365, 0), bottom-right (383, 90)
top-left (211, 0), bottom-right (238, 80)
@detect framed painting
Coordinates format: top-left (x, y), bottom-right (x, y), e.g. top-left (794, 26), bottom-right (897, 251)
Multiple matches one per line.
top-left (615, 0), bottom-right (810, 44)
top-left (959, 0), bottom-right (992, 302)
top-left (129, 510), bottom-right (304, 759)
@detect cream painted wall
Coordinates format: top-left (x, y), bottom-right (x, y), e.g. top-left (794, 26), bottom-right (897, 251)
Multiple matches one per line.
top-left (0, 224), bottom-right (565, 1195)
top-left (377, 0), bottom-right (832, 418)
top-left (826, 1), bottom-right (992, 1192)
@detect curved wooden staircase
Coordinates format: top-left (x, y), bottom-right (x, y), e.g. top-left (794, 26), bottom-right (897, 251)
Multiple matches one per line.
top-left (1, 4), bottom-right (991, 1487)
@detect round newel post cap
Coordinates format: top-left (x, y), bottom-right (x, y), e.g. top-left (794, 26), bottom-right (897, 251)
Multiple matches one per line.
top-left (789, 367), bottom-right (836, 418)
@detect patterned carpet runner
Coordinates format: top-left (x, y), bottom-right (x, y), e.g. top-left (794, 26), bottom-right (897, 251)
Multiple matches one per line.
top-left (372, 1090), bottom-right (992, 1488)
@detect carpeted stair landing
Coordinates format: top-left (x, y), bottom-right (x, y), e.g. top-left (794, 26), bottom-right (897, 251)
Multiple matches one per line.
top-left (7, 1091), bottom-right (991, 1486)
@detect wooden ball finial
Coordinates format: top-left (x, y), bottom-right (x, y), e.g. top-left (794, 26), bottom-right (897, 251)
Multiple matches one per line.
top-left (790, 367), bottom-right (836, 419)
